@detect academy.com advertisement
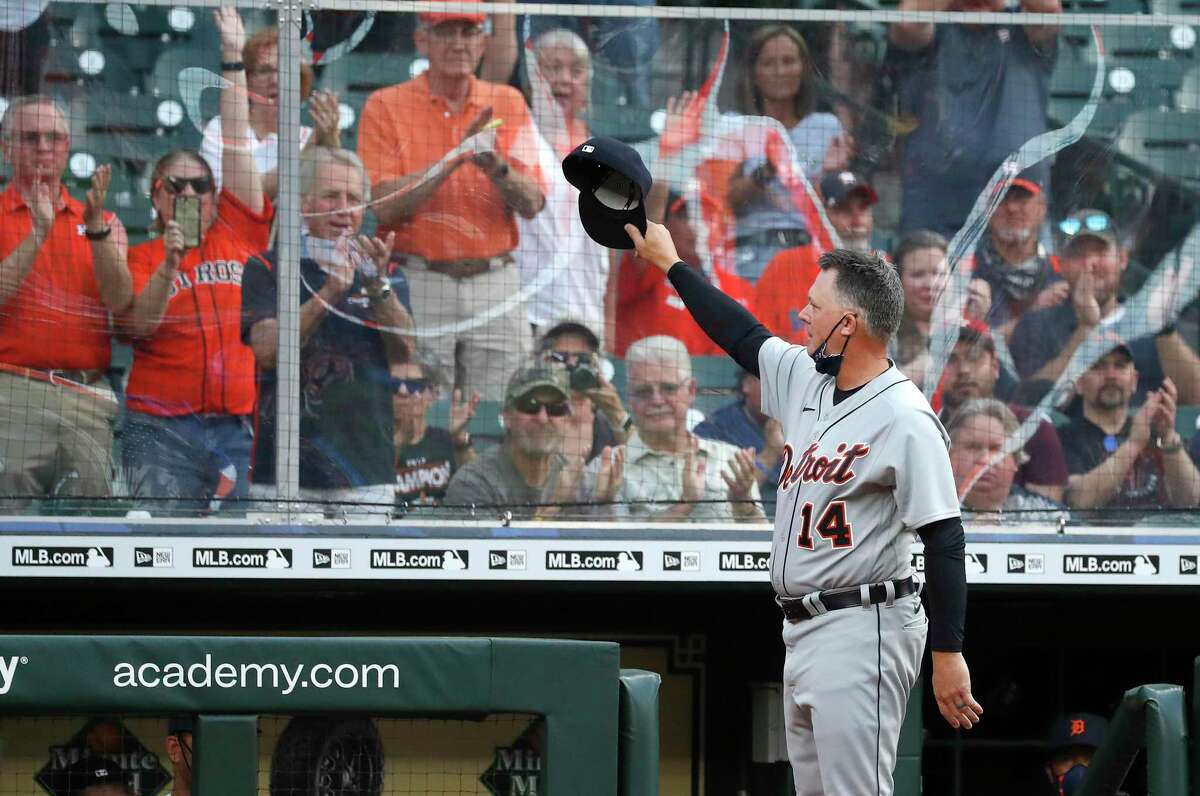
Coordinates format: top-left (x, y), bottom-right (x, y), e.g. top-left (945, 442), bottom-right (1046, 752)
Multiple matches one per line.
top-left (110, 655), bottom-right (403, 695)
top-left (0, 637), bottom-right (489, 713)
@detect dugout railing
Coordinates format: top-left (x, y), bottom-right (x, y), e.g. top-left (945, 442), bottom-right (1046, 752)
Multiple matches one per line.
top-left (0, 634), bottom-right (662, 796)
top-left (1074, 683), bottom-right (1189, 796)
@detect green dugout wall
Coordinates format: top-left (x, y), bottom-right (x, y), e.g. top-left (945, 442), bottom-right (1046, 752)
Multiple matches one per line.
top-left (0, 635), bottom-right (625, 795)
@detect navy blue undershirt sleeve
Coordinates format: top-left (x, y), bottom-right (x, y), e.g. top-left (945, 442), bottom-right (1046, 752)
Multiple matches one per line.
top-left (666, 262), bottom-right (772, 377)
top-left (917, 515), bottom-right (967, 652)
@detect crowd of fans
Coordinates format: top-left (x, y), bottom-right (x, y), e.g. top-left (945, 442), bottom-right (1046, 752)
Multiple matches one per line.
top-left (0, 1), bottom-right (1198, 522)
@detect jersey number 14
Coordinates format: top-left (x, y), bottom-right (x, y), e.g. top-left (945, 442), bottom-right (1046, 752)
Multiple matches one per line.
top-left (795, 501), bottom-right (854, 550)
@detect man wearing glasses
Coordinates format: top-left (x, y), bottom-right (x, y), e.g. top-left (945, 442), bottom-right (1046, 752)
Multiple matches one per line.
top-left (444, 365), bottom-right (621, 519)
top-left (357, 0), bottom-right (547, 403)
top-left (1008, 208), bottom-right (1200, 404)
top-left (242, 147), bottom-right (415, 516)
top-left (600, 335), bottom-right (763, 522)
top-left (0, 94), bottom-right (131, 508)
top-left (537, 320), bottom-right (631, 463)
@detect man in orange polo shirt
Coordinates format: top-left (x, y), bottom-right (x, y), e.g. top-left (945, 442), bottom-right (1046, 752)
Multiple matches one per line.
top-left (0, 95), bottom-right (131, 509)
top-left (357, 0), bottom-right (546, 402)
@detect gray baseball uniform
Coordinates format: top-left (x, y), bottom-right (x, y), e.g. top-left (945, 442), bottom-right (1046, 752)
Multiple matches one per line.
top-left (758, 336), bottom-right (960, 796)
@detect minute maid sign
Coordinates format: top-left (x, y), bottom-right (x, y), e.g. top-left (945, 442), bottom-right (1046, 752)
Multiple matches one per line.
top-left (481, 719), bottom-right (543, 796)
top-left (35, 718), bottom-right (171, 796)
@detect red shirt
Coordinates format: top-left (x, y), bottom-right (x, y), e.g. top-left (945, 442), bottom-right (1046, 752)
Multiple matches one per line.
top-left (614, 253), bottom-right (756, 356)
top-left (753, 244), bottom-right (822, 345)
top-left (125, 190), bottom-right (272, 416)
top-left (0, 183), bottom-right (117, 370)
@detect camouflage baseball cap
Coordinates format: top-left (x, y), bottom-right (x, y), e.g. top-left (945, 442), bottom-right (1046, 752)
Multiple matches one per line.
top-left (504, 365), bottom-right (570, 408)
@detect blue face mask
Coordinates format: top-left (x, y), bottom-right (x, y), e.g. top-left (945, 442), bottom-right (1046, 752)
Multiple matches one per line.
top-left (813, 314), bottom-right (853, 377)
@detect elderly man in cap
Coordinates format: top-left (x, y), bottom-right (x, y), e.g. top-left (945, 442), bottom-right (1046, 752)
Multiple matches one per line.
top-left (1009, 209), bottom-right (1200, 404)
top-left (444, 364), bottom-right (621, 519)
top-left (819, 170), bottom-right (879, 254)
top-left (1058, 344), bottom-right (1200, 510)
top-left (1044, 712), bottom-right (1109, 796)
top-left (357, 0), bottom-right (546, 402)
top-left (970, 176), bottom-right (1066, 333)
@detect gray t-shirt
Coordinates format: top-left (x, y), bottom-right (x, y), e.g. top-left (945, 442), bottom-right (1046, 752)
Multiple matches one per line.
top-left (758, 337), bottom-right (960, 596)
top-left (897, 22), bottom-right (1056, 237)
top-left (443, 443), bottom-right (568, 518)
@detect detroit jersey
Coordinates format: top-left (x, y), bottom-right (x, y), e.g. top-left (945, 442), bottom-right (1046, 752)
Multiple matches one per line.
top-left (759, 337), bottom-right (960, 596)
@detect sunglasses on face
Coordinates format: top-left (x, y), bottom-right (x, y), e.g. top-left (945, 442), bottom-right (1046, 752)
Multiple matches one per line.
top-left (390, 377), bottom-right (430, 395)
top-left (160, 176), bottom-right (215, 195)
top-left (630, 381), bottom-right (683, 401)
top-left (1059, 214), bottom-right (1110, 237)
top-left (513, 396), bottom-right (571, 417)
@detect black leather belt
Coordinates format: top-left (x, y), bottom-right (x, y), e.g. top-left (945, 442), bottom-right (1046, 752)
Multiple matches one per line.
top-left (778, 576), bottom-right (918, 623)
top-left (736, 228), bottom-right (811, 249)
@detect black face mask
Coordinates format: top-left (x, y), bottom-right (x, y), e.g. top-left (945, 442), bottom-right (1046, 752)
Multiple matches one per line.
top-left (813, 314), bottom-right (853, 377)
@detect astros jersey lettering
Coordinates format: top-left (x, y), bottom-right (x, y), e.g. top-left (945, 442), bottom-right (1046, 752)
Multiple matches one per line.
top-left (758, 336), bottom-right (960, 596)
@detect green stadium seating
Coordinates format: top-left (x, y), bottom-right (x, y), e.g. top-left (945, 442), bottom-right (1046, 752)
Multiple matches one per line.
top-left (1177, 405), bottom-right (1200, 441)
top-left (1148, 0), bottom-right (1200, 12)
top-left (1059, 0), bottom-right (1147, 12)
top-left (1178, 64), bottom-right (1200, 111)
top-left (1115, 109), bottom-right (1200, 183)
top-left (318, 52), bottom-right (415, 95)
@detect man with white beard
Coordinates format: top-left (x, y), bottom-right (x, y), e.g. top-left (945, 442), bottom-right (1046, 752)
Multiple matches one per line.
top-left (818, 171), bottom-right (879, 255)
top-left (969, 176), bottom-right (1067, 335)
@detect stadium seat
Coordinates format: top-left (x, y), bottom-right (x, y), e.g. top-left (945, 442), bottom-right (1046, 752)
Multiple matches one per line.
top-left (1115, 109), bottom-right (1200, 183)
top-left (318, 52), bottom-right (416, 95)
top-left (1148, 0), bottom-right (1200, 12)
top-left (1059, 0), bottom-right (1147, 12)
top-left (1048, 60), bottom-right (1140, 138)
top-left (1179, 64), bottom-right (1200, 111)
top-left (1176, 405), bottom-right (1200, 440)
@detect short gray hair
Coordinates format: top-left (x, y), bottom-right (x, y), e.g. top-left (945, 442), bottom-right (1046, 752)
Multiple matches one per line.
top-left (818, 248), bottom-right (904, 341)
top-left (0, 94), bottom-right (68, 144)
top-left (946, 397), bottom-right (1019, 439)
top-left (625, 335), bottom-right (692, 382)
top-left (299, 146), bottom-right (369, 202)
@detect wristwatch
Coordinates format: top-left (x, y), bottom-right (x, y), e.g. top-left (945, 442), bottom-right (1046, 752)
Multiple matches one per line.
top-left (453, 431), bottom-right (472, 449)
top-left (85, 226), bottom-right (112, 241)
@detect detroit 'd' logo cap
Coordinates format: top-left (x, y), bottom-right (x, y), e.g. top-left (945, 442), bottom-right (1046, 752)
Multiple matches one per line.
top-left (562, 136), bottom-right (653, 250)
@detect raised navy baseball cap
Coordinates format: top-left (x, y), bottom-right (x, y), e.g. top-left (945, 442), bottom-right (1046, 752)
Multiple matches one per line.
top-left (562, 136), bottom-right (652, 249)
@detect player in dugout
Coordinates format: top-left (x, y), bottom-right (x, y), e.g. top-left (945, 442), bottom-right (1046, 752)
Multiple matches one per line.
top-left (626, 215), bottom-right (977, 795)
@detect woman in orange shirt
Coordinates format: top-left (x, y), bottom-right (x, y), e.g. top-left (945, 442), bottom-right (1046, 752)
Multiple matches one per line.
top-left (118, 8), bottom-right (272, 514)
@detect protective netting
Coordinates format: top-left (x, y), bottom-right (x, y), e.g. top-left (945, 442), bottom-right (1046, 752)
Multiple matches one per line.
top-left (0, 2), bottom-right (1198, 524)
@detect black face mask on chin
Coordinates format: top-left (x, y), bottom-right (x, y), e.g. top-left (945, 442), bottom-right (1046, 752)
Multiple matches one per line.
top-left (813, 314), bottom-right (853, 377)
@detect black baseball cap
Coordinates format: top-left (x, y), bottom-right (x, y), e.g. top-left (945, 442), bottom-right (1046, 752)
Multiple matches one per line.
top-left (820, 171), bottom-right (878, 209)
top-left (563, 136), bottom-right (652, 250)
top-left (1046, 712), bottom-right (1108, 751)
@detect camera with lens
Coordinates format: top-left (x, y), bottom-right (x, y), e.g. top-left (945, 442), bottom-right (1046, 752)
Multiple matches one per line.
top-left (545, 351), bottom-right (600, 392)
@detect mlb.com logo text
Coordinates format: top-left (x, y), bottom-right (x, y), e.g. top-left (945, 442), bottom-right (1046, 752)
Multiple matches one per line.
top-left (719, 551), bottom-right (770, 571)
top-left (371, 549), bottom-right (468, 570)
top-left (193, 548), bottom-right (292, 569)
top-left (545, 551), bottom-right (642, 571)
top-left (12, 546), bottom-right (112, 568)
top-left (1063, 554), bottom-right (1158, 575)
